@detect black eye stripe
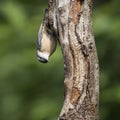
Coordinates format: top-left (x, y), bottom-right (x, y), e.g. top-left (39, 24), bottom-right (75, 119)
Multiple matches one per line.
top-left (36, 51), bottom-right (48, 62)
top-left (37, 56), bottom-right (48, 63)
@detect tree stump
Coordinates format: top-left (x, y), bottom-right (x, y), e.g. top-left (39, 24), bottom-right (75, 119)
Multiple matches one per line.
top-left (37, 0), bottom-right (99, 119)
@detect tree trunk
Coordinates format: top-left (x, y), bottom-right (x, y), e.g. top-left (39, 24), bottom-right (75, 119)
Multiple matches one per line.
top-left (38, 0), bottom-right (99, 119)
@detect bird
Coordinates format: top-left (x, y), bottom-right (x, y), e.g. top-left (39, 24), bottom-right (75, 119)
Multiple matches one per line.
top-left (36, 21), bottom-right (57, 63)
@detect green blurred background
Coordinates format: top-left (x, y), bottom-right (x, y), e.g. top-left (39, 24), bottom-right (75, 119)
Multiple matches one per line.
top-left (0, 0), bottom-right (120, 120)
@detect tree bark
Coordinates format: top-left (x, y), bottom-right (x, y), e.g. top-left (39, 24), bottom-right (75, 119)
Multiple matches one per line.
top-left (39, 0), bottom-right (99, 119)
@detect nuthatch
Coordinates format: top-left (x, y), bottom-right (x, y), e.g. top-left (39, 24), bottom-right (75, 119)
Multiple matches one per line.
top-left (36, 16), bottom-right (57, 63)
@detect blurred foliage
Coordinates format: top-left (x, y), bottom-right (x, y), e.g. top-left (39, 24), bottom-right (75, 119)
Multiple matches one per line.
top-left (0, 0), bottom-right (120, 120)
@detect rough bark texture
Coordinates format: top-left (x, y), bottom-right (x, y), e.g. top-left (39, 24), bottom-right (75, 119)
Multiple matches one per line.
top-left (40, 0), bottom-right (99, 119)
